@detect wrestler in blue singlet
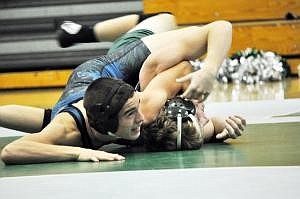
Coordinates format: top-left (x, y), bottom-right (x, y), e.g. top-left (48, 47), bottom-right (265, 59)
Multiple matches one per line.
top-left (51, 29), bottom-right (153, 119)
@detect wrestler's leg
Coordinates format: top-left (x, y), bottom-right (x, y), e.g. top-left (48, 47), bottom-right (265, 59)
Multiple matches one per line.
top-left (57, 13), bottom-right (173, 47)
top-left (0, 105), bottom-right (49, 133)
top-left (94, 12), bottom-right (175, 39)
top-left (93, 14), bottom-right (139, 42)
top-left (128, 13), bottom-right (177, 34)
top-left (57, 14), bottom-right (138, 47)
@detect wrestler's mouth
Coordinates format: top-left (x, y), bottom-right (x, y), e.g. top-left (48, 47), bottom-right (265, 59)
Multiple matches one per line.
top-left (131, 124), bottom-right (141, 132)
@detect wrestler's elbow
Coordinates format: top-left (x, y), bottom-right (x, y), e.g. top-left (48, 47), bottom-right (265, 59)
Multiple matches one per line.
top-left (213, 20), bottom-right (232, 33)
top-left (1, 144), bottom-right (15, 164)
top-left (1, 142), bottom-right (21, 165)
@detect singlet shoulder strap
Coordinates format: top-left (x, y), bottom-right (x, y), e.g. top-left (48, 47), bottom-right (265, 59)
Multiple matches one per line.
top-left (134, 81), bottom-right (140, 91)
top-left (59, 105), bottom-right (94, 149)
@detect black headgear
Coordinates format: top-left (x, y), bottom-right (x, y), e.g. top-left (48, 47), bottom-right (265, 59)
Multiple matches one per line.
top-left (84, 78), bottom-right (135, 135)
top-left (164, 96), bottom-right (203, 149)
top-left (164, 97), bottom-right (196, 120)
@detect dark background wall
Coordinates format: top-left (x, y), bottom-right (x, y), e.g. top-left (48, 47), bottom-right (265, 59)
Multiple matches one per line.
top-left (0, 0), bottom-right (143, 72)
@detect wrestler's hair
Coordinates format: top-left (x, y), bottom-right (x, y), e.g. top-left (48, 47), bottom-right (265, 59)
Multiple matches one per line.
top-left (141, 110), bottom-right (203, 151)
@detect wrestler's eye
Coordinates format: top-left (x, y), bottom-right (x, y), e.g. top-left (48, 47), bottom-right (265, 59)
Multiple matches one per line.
top-left (125, 108), bottom-right (137, 117)
top-left (129, 110), bottom-right (137, 117)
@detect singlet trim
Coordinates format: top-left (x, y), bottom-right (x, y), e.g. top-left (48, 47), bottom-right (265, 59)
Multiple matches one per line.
top-left (59, 104), bottom-right (94, 149)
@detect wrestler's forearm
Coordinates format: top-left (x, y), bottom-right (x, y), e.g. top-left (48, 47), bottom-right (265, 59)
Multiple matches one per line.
top-left (204, 20), bottom-right (232, 75)
top-left (0, 140), bottom-right (82, 164)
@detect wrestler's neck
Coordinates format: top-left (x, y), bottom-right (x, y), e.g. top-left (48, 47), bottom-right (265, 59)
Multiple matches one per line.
top-left (137, 91), bottom-right (158, 124)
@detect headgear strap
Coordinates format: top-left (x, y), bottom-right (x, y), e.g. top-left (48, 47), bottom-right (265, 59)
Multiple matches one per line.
top-left (176, 114), bottom-right (182, 149)
top-left (164, 97), bottom-right (203, 150)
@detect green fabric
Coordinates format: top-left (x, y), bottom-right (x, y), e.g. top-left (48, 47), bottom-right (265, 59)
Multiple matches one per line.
top-left (108, 29), bottom-right (154, 54)
top-left (1, 122), bottom-right (300, 177)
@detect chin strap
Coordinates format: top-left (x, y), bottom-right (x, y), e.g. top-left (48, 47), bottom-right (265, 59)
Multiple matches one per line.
top-left (188, 114), bottom-right (204, 143)
top-left (107, 131), bottom-right (122, 139)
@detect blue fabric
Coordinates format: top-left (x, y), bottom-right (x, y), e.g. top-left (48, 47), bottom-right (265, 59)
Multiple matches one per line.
top-left (51, 91), bottom-right (85, 119)
top-left (101, 62), bottom-right (124, 79)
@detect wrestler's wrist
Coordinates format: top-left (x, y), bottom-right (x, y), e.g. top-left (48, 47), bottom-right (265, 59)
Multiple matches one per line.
top-left (71, 147), bottom-right (86, 161)
top-left (201, 59), bottom-right (220, 76)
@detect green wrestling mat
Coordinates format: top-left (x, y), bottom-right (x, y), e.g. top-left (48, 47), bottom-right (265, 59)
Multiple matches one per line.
top-left (1, 122), bottom-right (299, 178)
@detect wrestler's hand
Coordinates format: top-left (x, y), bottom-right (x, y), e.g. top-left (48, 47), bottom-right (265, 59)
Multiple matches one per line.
top-left (215, 116), bottom-right (246, 140)
top-left (77, 149), bottom-right (125, 162)
top-left (176, 69), bottom-right (215, 102)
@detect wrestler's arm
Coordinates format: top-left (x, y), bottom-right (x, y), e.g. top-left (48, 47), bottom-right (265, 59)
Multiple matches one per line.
top-left (140, 61), bottom-right (192, 123)
top-left (201, 116), bottom-right (247, 143)
top-left (140, 61), bottom-right (247, 143)
top-left (0, 113), bottom-right (124, 164)
top-left (140, 60), bottom-right (247, 141)
top-left (140, 21), bottom-right (232, 101)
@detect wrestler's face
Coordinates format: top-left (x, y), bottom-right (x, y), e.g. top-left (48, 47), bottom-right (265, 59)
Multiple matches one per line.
top-left (115, 92), bottom-right (144, 140)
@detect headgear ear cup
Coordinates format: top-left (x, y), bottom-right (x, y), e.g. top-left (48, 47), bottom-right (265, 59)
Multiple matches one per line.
top-left (89, 103), bottom-right (117, 133)
top-left (84, 78), bottom-right (134, 135)
top-left (102, 84), bottom-right (134, 133)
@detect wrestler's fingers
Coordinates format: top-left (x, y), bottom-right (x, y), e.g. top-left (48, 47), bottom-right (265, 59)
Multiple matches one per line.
top-left (234, 115), bottom-right (247, 126)
top-left (226, 118), bottom-right (242, 136)
top-left (225, 122), bottom-right (237, 139)
top-left (216, 129), bottom-right (229, 140)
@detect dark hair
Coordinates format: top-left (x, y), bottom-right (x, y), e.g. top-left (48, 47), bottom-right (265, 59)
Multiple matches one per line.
top-left (141, 110), bottom-right (203, 151)
top-left (83, 78), bottom-right (134, 134)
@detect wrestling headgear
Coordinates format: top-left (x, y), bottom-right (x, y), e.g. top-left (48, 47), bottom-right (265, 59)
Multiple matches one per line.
top-left (164, 97), bottom-right (203, 149)
top-left (84, 78), bottom-right (135, 135)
